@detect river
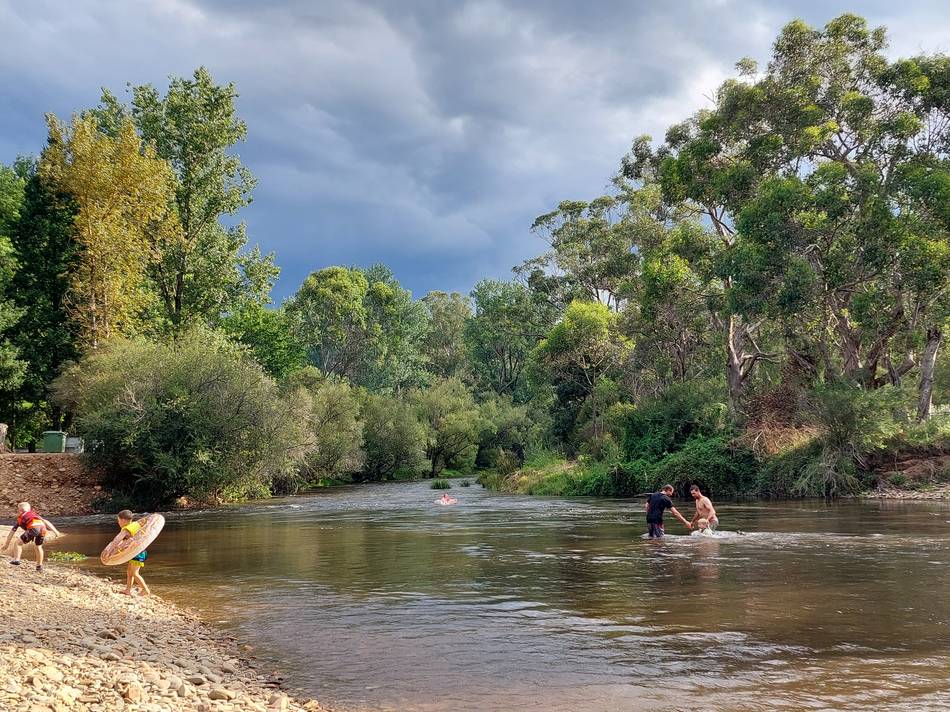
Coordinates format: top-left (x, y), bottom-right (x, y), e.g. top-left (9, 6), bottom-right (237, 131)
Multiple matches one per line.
top-left (53, 481), bottom-right (950, 711)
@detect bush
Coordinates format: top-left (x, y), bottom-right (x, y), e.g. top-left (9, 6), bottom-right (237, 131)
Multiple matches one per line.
top-left (360, 392), bottom-right (426, 480)
top-left (53, 328), bottom-right (311, 506)
top-left (887, 472), bottom-right (908, 487)
top-left (645, 436), bottom-right (757, 497)
top-left (579, 433), bottom-right (622, 463)
top-left (431, 478), bottom-right (451, 489)
top-left (495, 449), bottom-right (521, 475)
top-left (284, 368), bottom-right (363, 482)
top-left (413, 377), bottom-right (482, 476)
top-left (610, 381), bottom-right (730, 461)
top-left (756, 441), bottom-right (822, 497)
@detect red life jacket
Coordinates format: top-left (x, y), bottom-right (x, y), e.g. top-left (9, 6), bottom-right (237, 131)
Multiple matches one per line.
top-left (17, 510), bottom-right (43, 530)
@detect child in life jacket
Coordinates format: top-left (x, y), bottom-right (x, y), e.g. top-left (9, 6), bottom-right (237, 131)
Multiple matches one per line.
top-left (115, 510), bottom-right (151, 597)
top-left (3, 502), bottom-right (62, 572)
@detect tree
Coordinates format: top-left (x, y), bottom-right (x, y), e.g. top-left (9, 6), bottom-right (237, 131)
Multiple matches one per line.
top-left (421, 290), bottom-right (471, 378)
top-left (220, 302), bottom-right (307, 380)
top-left (2, 160), bottom-right (77, 444)
top-left (465, 279), bottom-right (554, 399)
top-left (287, 266), bottom-right (371, 377)
top-left (359, 264), bottom-right (430, 391)
top-left (360, 392), bottom-right (426, 480)
top-left (0, 163), bottom-right (27, 407)
top-left (412, 377), bottom-right (483, 476)
top-left (710, 16), bottom-right (935, 390)
top-left (529, 197), bottom-right (639, 311)
top-left (287, 265), bottom-right (429, 391)
top-left (284, 368), bottom-right (364, 480)
top-left (39, 114), bottom-right (178, 348)
top-left (533, 300), bottom-right (632, 437)
top-left (96, 67), bottom-right (274, 328)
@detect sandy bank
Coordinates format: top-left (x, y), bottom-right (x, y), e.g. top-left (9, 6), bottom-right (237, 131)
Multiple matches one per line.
top-left (1, 557), bottom-right (334, 712)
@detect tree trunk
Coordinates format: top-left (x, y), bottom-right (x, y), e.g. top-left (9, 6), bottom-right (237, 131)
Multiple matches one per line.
top-left (724, 316), bottom-right (744, 420)
top-left (917, 327), bottom-right (942, 421)
top-left (0, 423), bottom-right (8, 453)
top-left (833, 310), bottom-right (862, 377)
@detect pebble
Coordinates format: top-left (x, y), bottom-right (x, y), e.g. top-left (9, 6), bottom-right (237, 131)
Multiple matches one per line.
top-left (0, 560), bottom-right (331, 712)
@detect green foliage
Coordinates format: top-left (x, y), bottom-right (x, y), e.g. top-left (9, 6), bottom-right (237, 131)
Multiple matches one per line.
top-left (288, 265), bottom-right (429, 391)
top-left (610, 381), bottom-right (730, 461)
top-left (533, 300), bottom-right (632, 438)
top-left (466, 279), bottom-right (554, 400)
top-left (422, 291), bottom-right (471, 378)
top-left (96, 67), bottom-right (272, 328)
top-left (284, 368), bottom-right (363, 482)
top-left (47, 551), bottom-right (88, 562)
top-left (0, 163), bottom-right (27, 399)
top-left (360, 392), bottom-right (426, 481)
top-left (413, 377), bottom-right (483, 476)
top-left (3, 162), bottom-right (78, 446)
top-left (430, 478), bottom-right (451, 490)
top-left (647, 436), bottom-right (758, 496)
top-left (52, 327), bottom-right (311, 506)
top-left (887, 472), bottom-right (907, 488)
top-left (219, 302), bottom-right (307, 380)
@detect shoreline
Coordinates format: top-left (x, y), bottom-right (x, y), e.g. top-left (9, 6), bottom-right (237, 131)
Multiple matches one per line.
top-left (1, 556), bottom-right (334, 712)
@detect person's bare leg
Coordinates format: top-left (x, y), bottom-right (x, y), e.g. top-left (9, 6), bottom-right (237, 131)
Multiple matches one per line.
top-left (35, 544), bottom-right (44, 569)
top-left (123, 562), bottom-right (134, 594)
top-left (10, 541), bottom-right (23, 563)
top-left (132, 569), bottom-right (150, 597)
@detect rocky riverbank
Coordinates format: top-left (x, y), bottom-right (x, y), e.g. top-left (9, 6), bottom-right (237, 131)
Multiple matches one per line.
top-left (1, 556), bottom-right (334, 712)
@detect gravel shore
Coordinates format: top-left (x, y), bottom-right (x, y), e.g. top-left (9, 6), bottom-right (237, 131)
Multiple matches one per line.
top-left (1, 556), bottom-right (333, 712)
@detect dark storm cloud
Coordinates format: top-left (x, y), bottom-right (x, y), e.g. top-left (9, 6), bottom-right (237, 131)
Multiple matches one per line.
top-left (1, 0), bottom-right (947, 299)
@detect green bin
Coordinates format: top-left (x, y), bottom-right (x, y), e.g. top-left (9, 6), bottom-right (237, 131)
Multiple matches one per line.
top-left (41, 431), bottom-right (67, 453)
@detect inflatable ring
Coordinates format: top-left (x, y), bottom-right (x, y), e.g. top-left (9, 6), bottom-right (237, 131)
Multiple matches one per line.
top-left (100, 513), bottom-right (165, 566)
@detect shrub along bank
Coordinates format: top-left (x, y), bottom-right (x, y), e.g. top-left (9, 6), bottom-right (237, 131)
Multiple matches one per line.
top-left (480, 385), bottom-right (950, 499)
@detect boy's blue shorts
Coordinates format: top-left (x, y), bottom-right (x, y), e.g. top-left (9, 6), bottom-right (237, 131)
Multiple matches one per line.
top-left (131, 550), bottom-right (148, 567)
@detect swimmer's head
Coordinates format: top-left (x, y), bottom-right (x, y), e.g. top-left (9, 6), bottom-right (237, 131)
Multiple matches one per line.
top-left (16, 501), bottom-right (30, 514)
top-left (697, 517), bottom-right (709, 530)
top-left (117, 509), bottom-right (134, 525)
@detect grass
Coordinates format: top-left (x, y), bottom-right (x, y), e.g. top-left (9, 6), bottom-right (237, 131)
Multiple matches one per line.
top-left (430, 478), bottom-right (451, 490)
top-left (48, 551), bottom-right (88, 562)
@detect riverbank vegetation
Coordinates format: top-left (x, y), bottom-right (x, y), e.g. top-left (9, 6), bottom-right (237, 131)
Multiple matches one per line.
top-left (0, 14), bottom-right (948, 506)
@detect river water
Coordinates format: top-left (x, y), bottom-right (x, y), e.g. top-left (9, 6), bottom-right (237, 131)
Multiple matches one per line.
top-left (53, 481), bottom-right (950, 711)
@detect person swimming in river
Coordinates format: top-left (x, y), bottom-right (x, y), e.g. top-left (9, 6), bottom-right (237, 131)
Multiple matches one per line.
top-left (689, 485), bottom-right (718, 532)
top-left (645, 485), bottom-right (691, 538)
top-left (3, 501), bottom-right (62, 571)
top-left (437, 493), bottom-right (458, 505)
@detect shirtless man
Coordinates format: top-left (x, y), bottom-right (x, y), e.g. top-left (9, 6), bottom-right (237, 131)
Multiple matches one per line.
top-left (689, 485), bottom-right (718, 531)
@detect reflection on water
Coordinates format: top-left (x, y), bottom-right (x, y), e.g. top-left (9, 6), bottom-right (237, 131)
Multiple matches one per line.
top-left (54, 483), bottom-right (950, 711)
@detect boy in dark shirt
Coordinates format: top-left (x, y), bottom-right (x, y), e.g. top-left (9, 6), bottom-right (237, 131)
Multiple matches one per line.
top-left (645, 485), bottom-right (691, 538)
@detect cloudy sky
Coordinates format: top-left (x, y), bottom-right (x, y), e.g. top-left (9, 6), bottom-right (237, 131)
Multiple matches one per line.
top-left (1, 1), bottom-right (947, 300)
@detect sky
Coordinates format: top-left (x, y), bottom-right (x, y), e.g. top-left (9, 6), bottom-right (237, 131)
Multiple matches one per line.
top-left (1, 1), bottom-right (948, 301)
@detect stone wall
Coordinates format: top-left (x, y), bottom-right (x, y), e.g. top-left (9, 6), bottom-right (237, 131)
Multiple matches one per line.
top-left (0, 453), bottom-right (104, 516)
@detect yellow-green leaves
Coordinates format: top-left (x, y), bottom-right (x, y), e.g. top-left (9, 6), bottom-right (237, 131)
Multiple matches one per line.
top-left (40, 114), bottom-right (179, 349)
